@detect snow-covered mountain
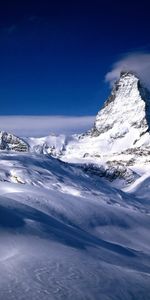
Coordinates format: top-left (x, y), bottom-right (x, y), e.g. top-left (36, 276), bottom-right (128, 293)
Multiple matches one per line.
top-left (92, 71), bottom-right (150, 142)
top-left (24, 72), bottom-right (150, 163)
top-left (3, 71), bottom-right (150, 166)
top-left (61, 71), bottom-right (150, 161)
top-left (0, 131), bottom-right (28, 152)
top-left (0, 71), bottom-right (150, 299)
top-left (19, 72), bottom-right (150, 187)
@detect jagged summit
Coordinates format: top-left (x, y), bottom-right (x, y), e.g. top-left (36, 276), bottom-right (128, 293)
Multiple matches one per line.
top-left (119, 70), bottom-right (139, 78)
top-left (0, 131), bottom-right (28, 152)
top-left (92, 71), bottom-right (150, 142)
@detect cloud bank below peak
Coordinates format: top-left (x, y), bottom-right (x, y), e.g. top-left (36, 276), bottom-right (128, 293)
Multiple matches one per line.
top-left (0, 115), bottom-right (95, 137)
top-left (105, 52), bottom-right (150, 88)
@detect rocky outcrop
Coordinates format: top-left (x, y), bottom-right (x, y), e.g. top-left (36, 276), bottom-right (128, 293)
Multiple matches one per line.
top-left (0, 131), bottom-right (28, 152)
top-left (82, 162), bottom-right (139, 185)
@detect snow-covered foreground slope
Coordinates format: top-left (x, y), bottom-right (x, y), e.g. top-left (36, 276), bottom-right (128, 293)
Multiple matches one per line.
top-left (0, 152), bottom-right (150, 300)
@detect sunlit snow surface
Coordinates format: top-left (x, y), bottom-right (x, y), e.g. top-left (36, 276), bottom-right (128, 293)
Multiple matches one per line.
top-left (0, 151), bottom-right (150, 300)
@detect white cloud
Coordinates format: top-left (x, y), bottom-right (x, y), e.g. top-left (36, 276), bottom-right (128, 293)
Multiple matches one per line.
top-left (0, 115), bottom-right (95, 137)
top-left (105, 52), bottom-right (150, 88)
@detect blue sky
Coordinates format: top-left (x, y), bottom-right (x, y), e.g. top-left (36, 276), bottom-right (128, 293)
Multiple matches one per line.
top-left (0, 0), bottom-right (150, 119)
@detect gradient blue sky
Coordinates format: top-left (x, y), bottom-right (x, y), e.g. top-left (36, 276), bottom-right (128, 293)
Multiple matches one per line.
top-left (0, 0), bottom-right (150, 116)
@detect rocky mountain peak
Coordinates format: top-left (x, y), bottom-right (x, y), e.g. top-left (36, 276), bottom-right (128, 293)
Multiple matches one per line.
top-left (0, 131), bottom-right (29, 152)
top-left (26, 71), bottom-right (150, 162)
top-left (99, 71), bottom-right (140, 111)
top-left (91, 71), bottom-right (150, 148)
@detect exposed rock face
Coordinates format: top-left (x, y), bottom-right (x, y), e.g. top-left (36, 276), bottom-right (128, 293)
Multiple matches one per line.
top-left (82, 162), bottom-right (139, 184)
top-left (92, 72), bottom-right (150, 145)
top-left (0, 131), bottom-right (28, 152)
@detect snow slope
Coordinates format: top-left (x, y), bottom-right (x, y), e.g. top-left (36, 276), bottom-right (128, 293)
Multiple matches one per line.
top-left (0, 152), bottom-right (150, 300)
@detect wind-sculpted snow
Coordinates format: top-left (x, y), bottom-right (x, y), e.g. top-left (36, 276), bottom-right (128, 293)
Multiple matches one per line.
top-left (0, 152), bottom-right (150, 299)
